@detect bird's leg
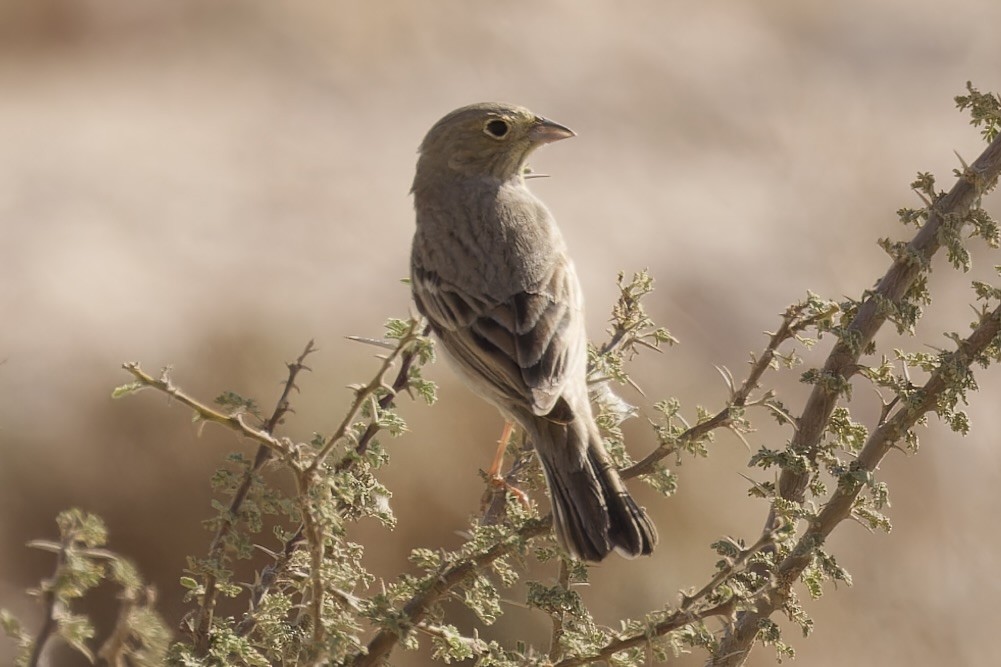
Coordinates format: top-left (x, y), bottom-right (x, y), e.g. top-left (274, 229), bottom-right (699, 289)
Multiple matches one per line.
top-left (481, 421), bottom-right (531, 512)
top-left (487, 420), bottom-right (514, 479)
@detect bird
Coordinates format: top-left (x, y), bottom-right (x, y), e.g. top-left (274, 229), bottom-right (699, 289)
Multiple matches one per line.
top-left (409, 102), bottom-right (657, 561)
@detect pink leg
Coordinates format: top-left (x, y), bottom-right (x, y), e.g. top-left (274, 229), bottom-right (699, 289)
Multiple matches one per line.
top-left (485, 421), bottom-right (530, 509)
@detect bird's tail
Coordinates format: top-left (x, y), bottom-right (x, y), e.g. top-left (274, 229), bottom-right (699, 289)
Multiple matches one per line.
top-left (528, 405), bottom-right (657, 562)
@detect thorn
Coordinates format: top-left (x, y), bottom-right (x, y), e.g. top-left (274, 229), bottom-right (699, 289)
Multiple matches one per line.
top-left (954, 149), bottom-right (970, 172)
top-left (253, 544), bottom-right (279, 559)
top-left (635, 339), bottom-right (665, 353)
top-left (848, 513), bottom-right (877, 534)
top-left (346, 336), bottom-right (397, 350)
top-left (626, 376), bottom-right (647, 397)
top-left (714, 365), bottom-right (736, 395)
top-left (729, 426), bottom-right (752, 451)
top-left (888, 441), bottom-right (909, 455)
top-left (737, 472), bottom-right (770, 495)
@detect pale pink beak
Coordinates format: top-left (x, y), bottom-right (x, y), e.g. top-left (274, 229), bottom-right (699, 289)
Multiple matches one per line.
top-left (529, 116), bottom-right (576, 144)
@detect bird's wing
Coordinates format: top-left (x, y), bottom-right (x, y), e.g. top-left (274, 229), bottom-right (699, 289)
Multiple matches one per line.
top-left (412, 260), bottom-right (578, 415)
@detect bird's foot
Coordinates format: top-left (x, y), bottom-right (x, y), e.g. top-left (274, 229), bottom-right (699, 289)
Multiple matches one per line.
top-left (481, 473), bottom-right (531, 513)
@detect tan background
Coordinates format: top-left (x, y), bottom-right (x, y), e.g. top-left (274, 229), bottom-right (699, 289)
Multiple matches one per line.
top-left (2, 1), bottom-right (1000, 665)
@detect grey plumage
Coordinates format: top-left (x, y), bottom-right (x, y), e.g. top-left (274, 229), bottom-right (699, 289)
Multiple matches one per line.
top-left (410, 102), bottom-right (657, 561)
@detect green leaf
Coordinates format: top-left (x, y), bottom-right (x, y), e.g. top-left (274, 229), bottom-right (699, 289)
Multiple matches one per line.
top-left (111, 381), bottom-right (145, 399)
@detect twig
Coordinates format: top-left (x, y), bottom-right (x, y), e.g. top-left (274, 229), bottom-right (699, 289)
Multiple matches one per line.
top-left (295, 472), bottom-right (326, 649)
top-left (27, 541), bottom-right (66, 667)
top-left (623, 302), bottom-right (817, 479)
top-left (311, 321), bottom-right (426, 473)
top-left (548, 559), bottom-right (571, 662)
top-left (551, 600), bottom-right (737, 667)
top-left (680, 531), bottom-right (777, 612)
top-left (622, 409), bottom-right (733, 479)
top-left (97, 586), bottom-right (157, 665)
top-left (121, 326), bottom-right (429, 652)
top-left (190, 340), bottom-right (317, 652)
top-left (543, 531), bottom-right (777, 666)
top-left (351, 518), bottom-right (552, 667)
top-left (333, 325), bottom-right (429, 473)
top-left (235, 526), bottom-right (305, 638)
top-left (416, 622), bottom-right (491, 657)
top-left (267, 323), bottom-right (427, 652)
top-left (121, 363), bottom-right (289, 457)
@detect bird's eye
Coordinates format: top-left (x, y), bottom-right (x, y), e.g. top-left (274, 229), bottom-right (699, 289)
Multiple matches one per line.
top-left (485, 119), bottom-right (509, 138)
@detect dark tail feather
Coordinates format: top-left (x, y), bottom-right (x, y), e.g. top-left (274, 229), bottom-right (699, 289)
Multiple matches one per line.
top-left (533, 413), bottom-right (657, 562)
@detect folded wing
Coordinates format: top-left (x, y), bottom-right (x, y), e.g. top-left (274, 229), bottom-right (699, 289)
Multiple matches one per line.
top-left (412, 260), bottom-right (578, 415)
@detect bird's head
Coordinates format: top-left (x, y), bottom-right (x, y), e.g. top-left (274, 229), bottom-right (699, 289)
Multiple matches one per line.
top-left (413, 102), bottom-right (575, 191)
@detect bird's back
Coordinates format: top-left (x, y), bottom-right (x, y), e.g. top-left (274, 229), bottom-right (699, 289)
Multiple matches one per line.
top-left (414, 176), bottom-right (566, 301)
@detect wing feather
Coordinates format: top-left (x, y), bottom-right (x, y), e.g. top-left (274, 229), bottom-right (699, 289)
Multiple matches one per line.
top-left (412, 260), bottom-right (580, 415)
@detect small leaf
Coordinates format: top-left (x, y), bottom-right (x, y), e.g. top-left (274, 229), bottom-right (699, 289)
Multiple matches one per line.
top-left (111, 382), bottom-right (145, 399)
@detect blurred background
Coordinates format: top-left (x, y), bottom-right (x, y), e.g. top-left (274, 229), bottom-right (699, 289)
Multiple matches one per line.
top-left (2, 0), bottom-right (1000, 664)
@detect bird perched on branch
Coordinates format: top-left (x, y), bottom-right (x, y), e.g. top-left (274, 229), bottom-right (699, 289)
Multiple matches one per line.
top-left (410, 102), bottom-right (657, 562)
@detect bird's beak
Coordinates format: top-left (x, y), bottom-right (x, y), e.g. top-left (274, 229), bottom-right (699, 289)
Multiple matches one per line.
top-left (530, 116), bottom-right (576, 144)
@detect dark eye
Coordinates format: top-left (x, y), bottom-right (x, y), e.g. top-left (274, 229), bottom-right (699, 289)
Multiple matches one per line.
top-left (485, 119), bottom-right (509, 138)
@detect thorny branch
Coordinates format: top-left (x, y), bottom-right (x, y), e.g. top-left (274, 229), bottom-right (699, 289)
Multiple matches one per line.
top-left (334, 325), bottom-right (430, 473)
top-left (541, 527), bottom-right (779, 666)
top-left (552, 601), bottom-right (737, 667)
top-left (191, 339), bottom-right (317, 652)
top-left (96, 587), bottom-right (158, 665)
top-left (548, 559), bottom-right (571, 663)
top-left (26, 541), bottom-right (66, 667)
top-left (311, 321), bottom-right (427, 473)
top-left (120, 323), bottom-right (429, 655)
top-left (712, 304), bottom-right (1001, 666)
top-left (777, 132), bottom-right (1001, 505)
top-left (120, 363), bottom-right (288, 457)
top-left (253, 322), bottom-right (428, 651)
top-left (623, 301), bottom-right (834, 479)
top-left (350, 519), bottom-right (551, 667)
top-left (235, 526), bottom-right (305, 638)
top-left (711, 129), bottom-right (1001, 666)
